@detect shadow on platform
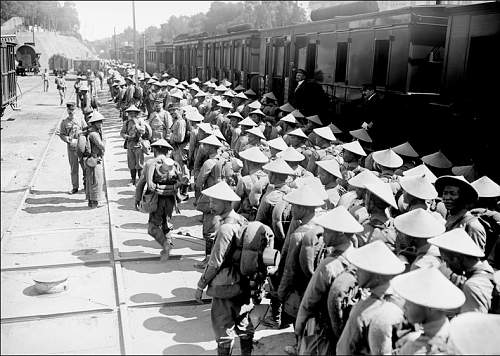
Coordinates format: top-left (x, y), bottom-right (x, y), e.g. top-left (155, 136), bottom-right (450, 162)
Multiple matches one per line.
top-left (23, 205), bottom-right (92, 214)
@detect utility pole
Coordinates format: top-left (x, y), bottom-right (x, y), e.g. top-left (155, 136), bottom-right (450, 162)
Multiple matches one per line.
top-left (132, 0), bottom-right (138, 84)
top-left (143, 33), bottom-right (146, 73)
top-left (114, 26), bottom-right (118, 61)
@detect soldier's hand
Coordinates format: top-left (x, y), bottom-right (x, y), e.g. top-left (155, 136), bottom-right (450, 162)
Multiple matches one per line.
top-left (194, 288), bottom-right (203, 304)
top-left (134, 201), bottom-right (140, 211)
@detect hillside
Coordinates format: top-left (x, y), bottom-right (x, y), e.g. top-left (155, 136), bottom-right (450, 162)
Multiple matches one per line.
top-left (15, 30), bottom-right (96, 70)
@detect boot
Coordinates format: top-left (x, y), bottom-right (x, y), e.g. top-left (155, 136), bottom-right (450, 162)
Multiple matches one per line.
top-left (240, 337), bottom-right (253, 356)
top-left (217, 342), bottom-right (232, 356)
top-left (262, 297), bottom-right (281, 329)
top-left (130, 169), bottom-right (137, 185)
top-left (137, 169), bottom-right (142, 179)
top-left (160, 241), bottom-right (171, 262)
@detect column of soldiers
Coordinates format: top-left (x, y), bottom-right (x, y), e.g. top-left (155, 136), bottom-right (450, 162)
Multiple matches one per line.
top-left (104, 63), bottom-right (500, 356)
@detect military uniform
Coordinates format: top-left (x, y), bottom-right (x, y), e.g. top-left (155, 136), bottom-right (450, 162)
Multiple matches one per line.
top-left (360, 213), bottom-right (397, 250)
top-left (58, 106), bottom-right (87, 192)
top-left (196, 208), bottom-right (254, 356)
top-left (148, 107), bottom-right (172, 142)
top-left (120, 109), bottom-right (146, 183)
top-left (235, 169), bottom-right (269, 221)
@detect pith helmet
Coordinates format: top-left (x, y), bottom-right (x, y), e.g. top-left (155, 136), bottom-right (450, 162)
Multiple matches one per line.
top-left (246, 127), bottom-right (266, 140)
top-left (279, 102), bottom-right (295, 112)
top-left (283, 184), bottom-right (325, 207)
top-left (248, 100), bottom-right (262, 110)
top-left (313, 127), bottom-right (336, 142)
top-left (471, 176), bottom-right (500, 198)
top-left (394, 208), bottom-right (445, 238)
top-left (238, 117), bottom-right (258, 127)
top-left (435, 175), bottom-right (478, 203)
top-left (244, 88), bottom-right (257, 97)
top-left (199, 134), bottom-right (223, 147)
top-left (263, 92), bottom-right (277, 101)
top-left (280, 113), bottom-right (299, 125)
top-left (365, 180), bottom-right (398, 209)
top-left (305, 115), bottom-right (323, 126)
top-left (125, 104), bottom-right (141, 113)
top-left (399, 174), bottom-right (438, 200)
top-left (392, 142), bottom-right (419, 158)
top-left (329, 123), bottom-right (343, 134)
top-left (288, 128), bottom-right (308, 140)
top-left (316, 159), bottom-right (342, 179)
top-left (345, 240), bottom-right (405, 275)
top-left (421, 150), bottom-right (452, 169)
top-left (267, 137), bottom-right (288, 152)
top-left (151, 139), bottom-right (173, 149)
top-left (342, 140), bottom-right (367, 157)
top-left (349, 128), bottom-right (372, 143)
top-left (403, 164), bottom-right (437, 184)
top-left (278, 146), bottom-right (305, 162)
top-left (372, 149), bottom-right (403, 168)
top-left (314, 206), bottom-right (363, 233)
top-left (291, 109), bottom-right (305, 119)
top-left (235, 92), bottom-right (248, 100)
top-left (250, 108), bottom-right (266, 117)
top-left (202, 181), bottom-right (240, 202)
top-left (429, 228), bottom-right (484, 257)
top-left (348, 170), bottom-right (380, 189)
top-left (239, 147), bottom-right (269, 164)
top-left (391, 267), bottom-right (465, 310)
top-left (88, 111), bottom-right (104, 124)
top-left (228, 111), bottom-right (244, 120)
top-left (448, 313), bottom-right (500, 355)
top-left (263, 158), bottom-right (295, 175)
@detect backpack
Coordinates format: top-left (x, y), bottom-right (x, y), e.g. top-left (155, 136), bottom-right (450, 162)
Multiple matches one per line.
top-left (76, 133), bottom-right (91, 158)
top-left (469, 208), bottom-right (500, 258)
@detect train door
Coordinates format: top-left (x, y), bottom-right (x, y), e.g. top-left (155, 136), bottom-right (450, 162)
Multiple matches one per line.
top-left (269, 37), bottom-right (288, 104)
top-left (316, 32), bottom-right (337, 100)
top-left (233, 39), bottom-right (243, 86)
top-left (290, 35), bottom-right (310, 101)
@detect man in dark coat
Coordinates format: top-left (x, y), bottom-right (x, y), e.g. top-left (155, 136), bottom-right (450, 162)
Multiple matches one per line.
top-left (290, 69), bottom-right (329, 122)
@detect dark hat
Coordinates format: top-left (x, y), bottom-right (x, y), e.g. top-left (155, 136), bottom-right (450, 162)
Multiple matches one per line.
top-left (296, 69), bottom-right (307, 75)
top-left (66, 102), bottom-right (76, 109)
top-left (435, 175), bottom-right (478, 203)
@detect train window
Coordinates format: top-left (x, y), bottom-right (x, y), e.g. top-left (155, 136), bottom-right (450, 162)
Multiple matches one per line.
top-left (335, 42), bottom-right (348, 83)
top-left (274, 45), bottom-right (285, 76)
top-left (297, 46), bottom-right (307, 71)
top-left (372, 40), bottom-right (390, 86)
top-left (316, 34), bottom-right (336, 84)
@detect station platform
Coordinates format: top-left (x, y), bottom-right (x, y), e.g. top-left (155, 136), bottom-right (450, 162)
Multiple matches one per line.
top-left (1, 84), bottom-right (294, 355)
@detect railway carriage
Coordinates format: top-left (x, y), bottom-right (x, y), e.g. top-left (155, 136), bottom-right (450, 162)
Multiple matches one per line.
top-left (15, 43), bottom-right (40, 75)
top-left (155, 42), bottom-right (174, 75)
top-left (1, 34), bottom-right (17, 117)
top-left (259, 5), bottom-right (449, 106)
top-left (48, 54), bottom-right (73, 75)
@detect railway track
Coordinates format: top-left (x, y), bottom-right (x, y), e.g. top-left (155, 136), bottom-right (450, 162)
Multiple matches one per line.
top-left (1, 87), bottom-right (277, 355)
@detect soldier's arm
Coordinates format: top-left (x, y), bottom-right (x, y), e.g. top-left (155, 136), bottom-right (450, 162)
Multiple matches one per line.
top-left (120, 121), bottom-right (129, 139)
top-left (295, 260), bottom-right (333, 336)
top-left (58, 120), bottom-right (71, 143)
top-left (277, 234), bottom-right (301, 301)
top-left (465, 219), bottom-right (487, 252)
top-left (460, 280), bottom-right (491, 314)
top-left (135, 169), bottom-right (147, 203)
top-left (255, 197), bottom-right (270, 223)
top-left (368, 304), bottom-right (404, 355)
top-left (299, 227), bottom-right (324, 280)
top-left (88, 132), bottom-right (105, 153)
top-left (197, 224), bottom-right (234, 289)
top-left (232, 178), bottom-right (246, 212)
top-left (196, 160), bottom-right (215, 189)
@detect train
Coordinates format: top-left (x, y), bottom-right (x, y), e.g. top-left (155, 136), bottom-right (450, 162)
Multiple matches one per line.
top-left (15, 42), bottom-right (40, 75)
top-left (73, 59), bottom-right (104, 75)
top-left (1, 34), bottom-right (18, 117)
top-left (48, 54), bottom-right (73, 76)
top-left (115, 1), bottom-right (499, 178)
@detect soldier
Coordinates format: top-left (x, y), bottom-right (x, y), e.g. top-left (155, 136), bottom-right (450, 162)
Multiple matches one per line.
top-left (192, 123), bottom-right (215, 183)
top-left (194, 134), bottom-right (225, 269)
top-left (278, 102), bottom-right (295, 120)
top-left (58, 102), bottom-right (87, 194)
top-left (278, 113), bottom-right (299, 139)
top-left (283, 128), bottom-right (309, 154)
top-left (120, 105), bottom-right (146, 185)
top-left (55, 73), bottom-right (66, 106)
top-left (233, 147), bottom-right (269, 221)
top-left (421, 150), bottom-right (453, 177)
top-left (147, 99), bottom-right (172, 143)
top-left (74, 75), bottom-right (83, 107)
top-left (316, 159), bottom-right (345, 208)
top-left (393, 208), bottom-right (445, 270)
top-left (429, 228), bottom-right (494, 313)
top-left (186, 110), bottom-right (205, 172)
top-left (372, 148), bottom-right (404, 195)
top-left (232, 117), bottom-right (257, 153)
top-left (238, 127), bottom-right (265, 156)
top-left (339, 140), bottom-right (367, 182)
top-left (359, 179), bottom-right (399, 249)
top-left (83, 112), bottom-right (106, 208)
top-left (169, 102), bottom-right (187, 167)
top-left (306, 126), bottom-right (337, 175)
top-left (233, 92), bottom-right (248, 113)
top-left (224, 111), bottom-right (243, 147)
top-left (303, 115), bottom-right (323, 139)
top-left (397, 174), bottom-right (438, 213)
top-left (278, 185), bottom-right (325, 331)
top-left (194, 181), bottom-right (254, 356)
top-left (336, 240), bottom-right (406, 355)
top-left (435, 175), bottom-right (486, 251)
top-left (215, 100), bottom-right (233, 136)
top-left (391, 267), bottom-right (465, 355)
top-left (278, 147), bottom-right (311, 184)
top-left (261, 92), bottom-right (279, 118)
top-left (79, 82), bottom-right (92, 114)
top-left (196, 91), bottom-right (210, 116)
top-left (338, 170), bottom-right (378, 224)
top-left (205, 95), bottom-right (221, 124)
top-left (265, 136), bottom-right (288, 160)
top-left (295, 207), bottom-right (364, 355)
